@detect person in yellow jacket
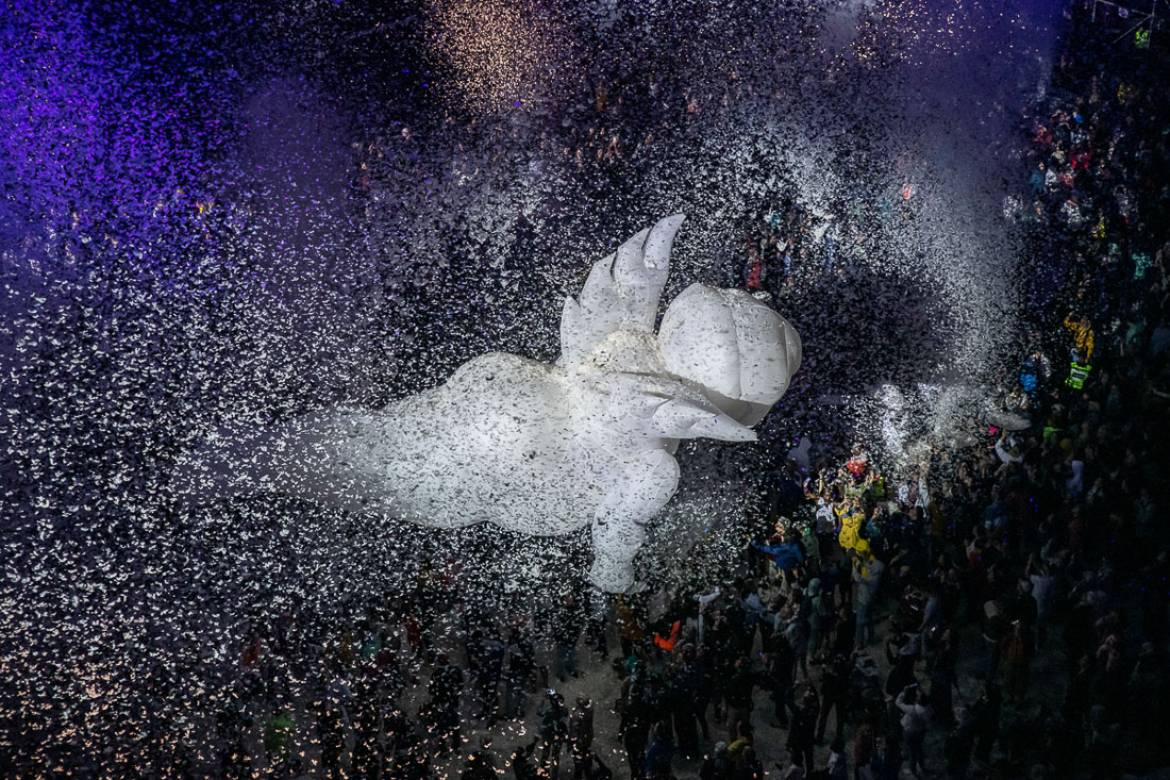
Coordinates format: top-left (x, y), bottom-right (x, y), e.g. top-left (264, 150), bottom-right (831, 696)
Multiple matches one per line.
top-left (1063, 313), bottom-right (1095, 390)
top-left (1063, 313), bottom-right (1095, 362)
top-left (835, 498), bottom-right (869, 555)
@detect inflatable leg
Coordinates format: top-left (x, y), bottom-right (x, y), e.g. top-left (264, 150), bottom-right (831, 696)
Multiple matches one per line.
top-left (588, 448), bottom-right (680, 592)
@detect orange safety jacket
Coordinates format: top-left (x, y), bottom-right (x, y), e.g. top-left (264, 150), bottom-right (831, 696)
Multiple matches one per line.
top-left (653, 620), bottom-right (682, 652)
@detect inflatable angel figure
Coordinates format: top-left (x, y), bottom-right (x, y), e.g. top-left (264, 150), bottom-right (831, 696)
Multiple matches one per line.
top-left (180, 215), bottom-right (801, 592)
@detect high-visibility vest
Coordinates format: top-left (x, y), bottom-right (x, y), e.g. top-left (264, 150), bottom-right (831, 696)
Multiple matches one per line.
top-left (1066, 362), bottom-right (1092, 390)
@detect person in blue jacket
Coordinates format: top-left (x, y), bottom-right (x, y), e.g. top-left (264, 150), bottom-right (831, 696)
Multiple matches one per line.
top-left (752, 538), bottom-right (805, 572)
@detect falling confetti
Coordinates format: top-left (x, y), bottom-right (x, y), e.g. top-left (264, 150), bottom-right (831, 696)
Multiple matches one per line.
top-left (3, 0), bottom-right (1168, 776)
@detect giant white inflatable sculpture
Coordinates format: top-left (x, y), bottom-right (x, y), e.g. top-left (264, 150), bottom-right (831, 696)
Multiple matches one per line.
top-left (182, 215), bottom-right (801, 591)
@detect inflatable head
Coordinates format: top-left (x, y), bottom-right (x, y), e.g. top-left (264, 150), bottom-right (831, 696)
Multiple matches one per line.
top-left (658, 284), bottom-right (801, 427)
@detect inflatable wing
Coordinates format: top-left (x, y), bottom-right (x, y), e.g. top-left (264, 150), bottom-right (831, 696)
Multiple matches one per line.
top-left (559, 214), bottom-right (684, 367)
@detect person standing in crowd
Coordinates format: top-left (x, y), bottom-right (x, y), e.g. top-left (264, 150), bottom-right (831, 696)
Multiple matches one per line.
top-left (569, 696), bottom-right (595, 780)
top-left (504, 626), bottom-right (535, 720)
top-left (644, 722), bottom-right (676, 780)
top-left (928, 628), bottom-right (959, 729)
top-left (1001, 618), bottom-right (1034, 701)
top-left (783, 601), bottom-right (812, 682)
top-left (786, 687), bottom-right (819, 774)
top-left (469, 627), bottom-right (505, 726)
top-left (1026, 555), bottom-right (1056, 643)
top-left (724, 655), bottom-right (756, 737)
top-left (816, 652), bottom-right (850, 744)
top-left (555, 594), bottom-right (584, 682)
top-left (895, 684), bottom-right (930, 777)
top-left (616, 595), bottom-right (647, 660)
top-left (766, 632), bottom-right (796, 729)
top-left (427, 652), bottom-right (465, 753)
top-left (806, 578), bottom-right (832, 663)
top-left (620, 661), bottom-right (653, 780)
top-left (971, 683), bottom-right (1001, 767)
top-left (538, 689), bottom-right (569, 775)
top-left (831, 602), bottom-right (856, 659)
top-left (852, 551), bottom-right (885, 648)
top-left (668, 644), bottom-right (703, 759)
